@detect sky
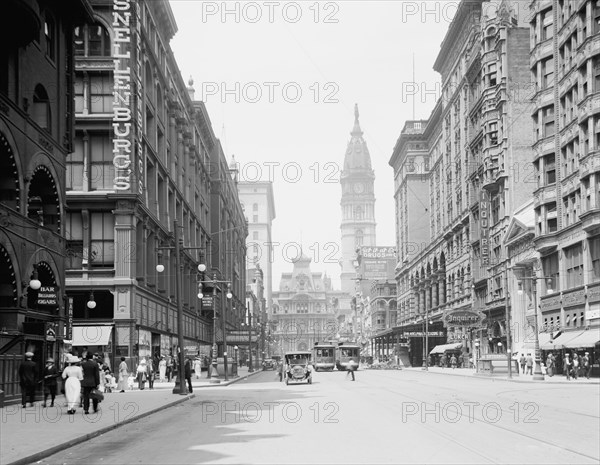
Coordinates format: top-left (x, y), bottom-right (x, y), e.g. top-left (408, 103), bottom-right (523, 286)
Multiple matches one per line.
top-left (168, 1), bottom-right (456, 288)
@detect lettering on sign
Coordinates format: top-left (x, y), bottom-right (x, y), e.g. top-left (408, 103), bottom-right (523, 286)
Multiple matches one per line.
top-left (480, 190), bottom-right (490, 266)
top-left (540, 294), bottom-right (562, 311)
top-left (112, 0), bottom-right (132, 190)
top-left (587, 284), bottom-right (600, 303)
top-left (360, 246), bottom-right (396, 259)
top-left (562, 288), bottom-right (586, 308)
top-left (37, 286), bottom-right (57, 306)
top-left (443, 309), bottom-right (485, 328)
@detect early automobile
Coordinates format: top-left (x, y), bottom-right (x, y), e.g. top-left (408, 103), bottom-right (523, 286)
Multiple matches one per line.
top-left (284, 351), bottom-right (313, 385)
top-left (262, 359), bottom-right (275, 370)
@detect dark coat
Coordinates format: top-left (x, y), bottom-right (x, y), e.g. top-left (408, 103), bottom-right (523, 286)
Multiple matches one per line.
top-left (81, 359), bottom-right (100, 387)
top-left (43, 364), bottom-right (59, 386)
top-left (19, 360), bottom-right (37, 387)
top-left (184, 359), bottom-right (192, 378)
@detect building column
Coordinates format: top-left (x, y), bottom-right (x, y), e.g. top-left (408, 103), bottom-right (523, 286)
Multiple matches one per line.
top-left (432, 277), bottom-right (439, 308)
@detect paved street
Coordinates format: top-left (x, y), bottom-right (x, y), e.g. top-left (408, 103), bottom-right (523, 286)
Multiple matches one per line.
top-left (35, 369), bottom-right (600, 464)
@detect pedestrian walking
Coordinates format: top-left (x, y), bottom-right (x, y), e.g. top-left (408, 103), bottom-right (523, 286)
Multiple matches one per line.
top-left (159, 356), bottom-right (167, 382)
top-left (546, 353), bottom-right (555, 377)
top-left (519, 353), bottom-right (526, 374)
top-left (166, 356), bottom-right (173, 382)
top-left (450, 354), bottom-right (457, 369)
top-left (117, 357), bottom-right (129, 392)
top-left (136, 358), bottom-right (148, 390)
top-left (582, 352), bottom-right (591, 379)
top-left (571, 353), bottom-right (579, 380)
top-left (458, 354), bottom-right (463, 368)
top-left (42, 357), bottom-right (59, 407)
top-left (440, 354), bottom-right (447, 369)
top-left (346, 359), bottom-right (355, 381)
top-left (81, 353), bottom-right (100, 414)
top-left (184, 357), bottom-right (193, 393)
top-left (563, 354), bottom-right (571, 380)
top-left (525, 353), bottom-right (534, 375)
top-left (19, 351), bottom-right (38, 408)
top-left (147, 358), bottom-right (155, 389)
top-left (62, 355), bottom-right (83, 414)
top-left (277, 361), bottom-right (283, 382)
top-left (194, 357), bottom-right (202, 380)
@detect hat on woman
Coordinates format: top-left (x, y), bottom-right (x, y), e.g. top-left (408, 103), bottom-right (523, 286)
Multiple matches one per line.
top-left (25, 351), bottom-right (34, 358)
top-left (140, 358), bottom-right (147, 364)
top-left (67, 354), bottom-right (80, 364)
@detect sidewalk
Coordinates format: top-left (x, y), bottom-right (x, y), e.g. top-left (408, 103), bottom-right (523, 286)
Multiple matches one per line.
top-left (0, 367), bottom-right (261, 465)
top-left (403, 366), bottom-right (600, 384)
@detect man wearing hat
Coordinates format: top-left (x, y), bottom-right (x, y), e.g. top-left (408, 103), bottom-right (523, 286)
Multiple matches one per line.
top-left (18, 352), bottom-right (38, 408)
top-left (81, 353), bottom-right (100, 414)
top-left (582, 352), bottom-right (591, 379)
top-left (42, 357), bottom-right (59, 407)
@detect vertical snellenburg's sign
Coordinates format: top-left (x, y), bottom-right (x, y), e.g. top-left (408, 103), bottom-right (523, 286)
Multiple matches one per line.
top-left (112, 0), bottom-right (143, 194)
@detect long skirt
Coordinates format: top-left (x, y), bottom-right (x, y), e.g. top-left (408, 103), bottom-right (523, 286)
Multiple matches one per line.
top-left (117, 371), bottom-right (129, 391)
top-left (194, 364), bottom-right (201, 379)
top-left (159, 366), bottom-right (166, 381)
top-left (65, 377), bottom-right (81, 410)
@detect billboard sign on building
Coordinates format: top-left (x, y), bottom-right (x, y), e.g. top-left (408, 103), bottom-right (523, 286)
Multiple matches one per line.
top-left (480, 190), bottom-right (490, 266)
top-left (442, 309), bottom-right (485, 328)
top-left (359, 246), bottom-right (396, 280)
top-left (112, 0), bottom-right (143, 195)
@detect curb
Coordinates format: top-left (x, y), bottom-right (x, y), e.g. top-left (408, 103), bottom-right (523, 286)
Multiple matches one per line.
top-left (405, 368), bottom-right (600, 385)
top-left (6, 394), bottom-right (195, 465)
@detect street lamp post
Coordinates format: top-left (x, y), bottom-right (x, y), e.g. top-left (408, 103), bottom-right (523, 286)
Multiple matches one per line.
top-left (156, 219), bottom-right (204, 395)
top-left (517, 275), bottom-right (551, 381)
top-left (504, 265), bottom-right (512, 379)
top-left (422, 310), bottom-right (429, 371)
top-left (198, 274), bottom-right (232, 383)
top-left (246, 307), bottom-right (254, 372)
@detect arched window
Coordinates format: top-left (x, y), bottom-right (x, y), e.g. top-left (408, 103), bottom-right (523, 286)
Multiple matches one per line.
top-left (355, 229), bottom-right (364, 248)
top-left (32, 84), bottom-right (51, 131)
top-left (89, 23), bottom-right (111, 56)
top-left (74, 23), bottom-right (110, 57)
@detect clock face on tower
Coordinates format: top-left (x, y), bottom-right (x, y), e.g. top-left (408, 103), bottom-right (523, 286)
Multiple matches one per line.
top-left (353, 182), bottom-right (365, 194)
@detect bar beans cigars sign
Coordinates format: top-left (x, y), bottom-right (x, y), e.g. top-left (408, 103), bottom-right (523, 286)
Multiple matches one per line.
top-left (443, 309), bottom-right (485, 328)
top-left (37, 286), bottom-right (57, 306)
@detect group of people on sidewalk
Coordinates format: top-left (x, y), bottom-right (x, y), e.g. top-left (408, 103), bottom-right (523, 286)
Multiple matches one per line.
top-left (518, 351), bottom-right (592, 379)
top-left (19, 351), bottom-right (104, 415)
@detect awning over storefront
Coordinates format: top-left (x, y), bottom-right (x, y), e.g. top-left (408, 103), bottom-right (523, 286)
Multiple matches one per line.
top-left (540, 331), bottom-right (582, 350)
top-left (429, 342), bottom-right (462, 354)
top-left (562, 329), bottom-right (600, 349)
top-left (72, 325), bottom-right (113, 346)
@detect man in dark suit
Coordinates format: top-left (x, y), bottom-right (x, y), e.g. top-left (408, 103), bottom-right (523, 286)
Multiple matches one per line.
top-left (184, 356), bottom-right (193, 393)
top-left (19, 351), bottom-right (38, 408)
top-left (81, 353), bottom-right (100, 414)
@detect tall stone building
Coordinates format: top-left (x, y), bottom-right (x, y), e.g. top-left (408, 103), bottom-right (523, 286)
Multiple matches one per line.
top-left (0, 0), bottom-right (93, 404)
top-left (390, 0), bottom-right (533, 366)
top-left (521, 0), bottom-right (600, 357)
top-left (339, 104), bottom-right (376, 295)
top-left (238, 180), bottom-right (276, 315)
top-left (64, 0), bottom-right (246, 371)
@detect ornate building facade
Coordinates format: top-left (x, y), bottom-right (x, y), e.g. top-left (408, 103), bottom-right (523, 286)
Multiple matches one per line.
top-left (272, 254), bottom-right (341, 353)
top-left (524, 0), bottom-right (600, 357)
top-left (339, 104), bottom-right (376, 295)
top-left (0, 0), bottom-right (93, 403)
top-left (64, 0), bottom-right (246, 372)
top-left (391, 0), bottom-right (533, 367)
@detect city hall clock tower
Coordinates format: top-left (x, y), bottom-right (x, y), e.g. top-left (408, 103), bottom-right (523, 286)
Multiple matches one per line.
top-left (339, 104), bottom-right (376, 294)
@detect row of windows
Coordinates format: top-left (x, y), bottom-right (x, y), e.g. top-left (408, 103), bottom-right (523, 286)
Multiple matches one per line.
top-left (541, 237), bottom-right (600, 292)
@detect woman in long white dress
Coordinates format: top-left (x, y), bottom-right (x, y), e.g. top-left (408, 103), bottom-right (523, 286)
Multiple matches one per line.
top-left (62, 355), bottom-right (83, 414)
top-left (158, 357), bottom-right (167, 382)
top-left (194, 358), bottom-right (202, 379)
top-left (117, 357), bottom-right (129, 393)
